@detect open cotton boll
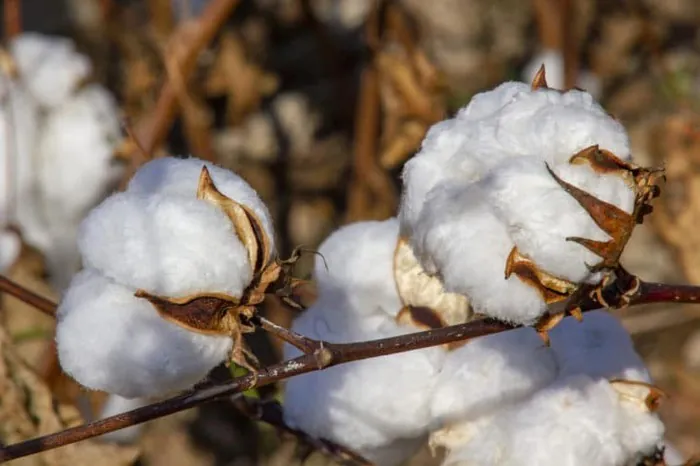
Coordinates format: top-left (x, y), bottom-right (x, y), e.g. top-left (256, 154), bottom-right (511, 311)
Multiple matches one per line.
top-left (549, 311), bottom-right (650, 381)
top-left (313, 218), bottom-right (402, 319)
top-left (35, 84), bottom-right (123, 289)
top-left (399, 81), bottom-right (628, 237)
top-left (483, 157), bottom-right (635, 282)
top-left (283, 302), bottom-right (443, 466)
top-left (128, 157), bottom-right (275, 254)
top-left (10, 33), bottom-right (91, 108)
top-left (410, 181), bottom-right (546, 324)
top-left (442, 375), bottom-right (660, 466)
top-left (56, 269), bottom-right (232, 398)
top-left (431, 327), bottom-right (557, 427)
top-left (78, 191), bottom-right (253, 298)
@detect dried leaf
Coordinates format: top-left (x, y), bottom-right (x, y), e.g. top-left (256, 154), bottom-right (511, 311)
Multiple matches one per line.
top-left (0, 324), bottom-right (140, 466)
top-left (393, 238), bottom-right (472, 327)
top-left (531, 64), bottom-right (549, 90)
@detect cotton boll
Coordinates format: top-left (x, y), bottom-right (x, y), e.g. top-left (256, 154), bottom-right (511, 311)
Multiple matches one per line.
top-left (483, 157), bottom-right (634, 283)
top-left (431, 327), bottom-right (557, 427)
top-left (56, 269), bottom-right (232, 398)
top-left (78, 191), bottom-right (253, 298)
top-left (442, 376), bottom-right (637, 466)
top-left (0, 81), bottom-right (45, 248)
top-left (128, 157), bottom-right (275, 255)
top-left (313, 218), bottom-right (403, 320)
top-left (35, 84), bottom-right (123, 289)
top-left (410, 181), bottom-right (546, 325)
top-left (549, 311), bottom-right (650, 381)
top-left (488, 88), bottom-right (630, 167)
top-left (10, 33), bottom-right (91, 108)
top-left (283, 303), bottom-right (443, 466)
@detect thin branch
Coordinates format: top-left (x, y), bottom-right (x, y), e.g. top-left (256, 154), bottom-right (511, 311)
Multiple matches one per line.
top-left (3, 272), bottom-right (700, 462)
top-left (0, 275), bottom-right (56, 317)
top-left (123, 0), bottom-right (239, 182)
top-left (3, 0), bottom-right (21, 41)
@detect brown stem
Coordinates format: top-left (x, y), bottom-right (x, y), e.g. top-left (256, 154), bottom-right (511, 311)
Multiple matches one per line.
top-left (123, 0), bottom-right (239, 183)
top-left (3, 273), bottom-right (700, 462)
top-left (3, 0), bottom-right (21, 41)
top-left (0, 275), bottom-right (56, 317)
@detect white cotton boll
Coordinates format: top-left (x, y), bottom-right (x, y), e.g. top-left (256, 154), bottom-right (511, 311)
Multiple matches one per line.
top-left (78, 191), bottom-right (252, 299)
top-left (483, 157), bottom-right (635, 283)
top-left (313, 218), bottom-right (403, 320)
top-left (35, 84), bottom-right (123, 289)
top-left (442, 376), bottom-right (638, 466)
top-left (0, 80), bottom-right (45, 247)
top-left (10, 33), bottom-right (91, 108)
top-left (283, 303), bottom-right (443, 466)
top-left (128, 157), bottom-right (275, 255)
top-left (431, 327), bottom-right (557, 427)
top-left (56, 269), bottom-right (232, 398)
top-left (410, 181), bottom-right (546, 325)
top-left (549, 311), bottom-right (650, 382)
top-left (487, 88), bottom-right (630, 167)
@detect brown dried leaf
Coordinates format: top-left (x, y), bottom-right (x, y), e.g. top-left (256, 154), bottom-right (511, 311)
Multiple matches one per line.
top-left (393, 238), bottom-right (472, 327)
top-left (0, 324), bottom-right (140, 466)
top-left (379, 120), bottom-right (427, 169)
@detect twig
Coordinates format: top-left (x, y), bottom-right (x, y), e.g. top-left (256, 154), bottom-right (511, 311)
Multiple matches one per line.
top-left (123, 0), bottom-right (239, 182)
top-left (0, 275), bottom-right (55, 317)
top-left (3, 0), bottom-right (21, 41)
top-left (3, 272), bottom-right (700, 462)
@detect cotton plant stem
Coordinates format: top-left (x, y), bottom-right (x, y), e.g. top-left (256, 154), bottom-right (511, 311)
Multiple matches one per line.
top-left (3, 270), bottom-right (700, 462)
top-left (0, 275), bottom-right (56, 317)
top-left (3, 0), bottom-right (22, 41)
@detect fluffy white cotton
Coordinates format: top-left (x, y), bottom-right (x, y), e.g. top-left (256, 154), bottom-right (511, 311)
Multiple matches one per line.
top-left (431, 328), bottom-right (557, 426)
top-left (10, 33), bottom-right (91, 108)
top-left (312, 218), bottom-right (403, 322)
top-left (442, 375), bottom-right (663, 466)
top-left (283, 301), bottom-right (442, 466)
top-left (410, 181), bottom-right (546, 324)
top-left (0, 80), bottom-right (42, 243)
top-left (483, 157), bottom-right (634, 282)
top-left (400, 81), bottom-right (634, 323)
top-left (549, 311), bottom-right (650, 381)
top-left (58, 157), bottom-right (273, 398)
top-left (56, 269), bottom-right (232, 398)
top-left (79, 191), bottom-right (252, 298)
top-left (128, 157), bottom-right (275, 254)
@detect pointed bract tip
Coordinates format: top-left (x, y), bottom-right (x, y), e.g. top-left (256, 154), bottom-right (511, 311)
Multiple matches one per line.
top-left (531, 64), bottom-right (549, 90)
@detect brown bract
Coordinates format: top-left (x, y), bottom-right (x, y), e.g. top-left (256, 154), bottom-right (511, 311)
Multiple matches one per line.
top-left (136, 166), bottom-right (284, 375)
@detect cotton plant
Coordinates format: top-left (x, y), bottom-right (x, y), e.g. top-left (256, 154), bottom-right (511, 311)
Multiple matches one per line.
top-left (283, 218), bottom-right (448, 466)
top-left (0, 33), bottom-right (123, 287)
top-left (434, 312), bottom-right (666, 466)
top-left (56, 157), bottom-right (290, 399)
top-left (400, 67), bottom-right (663, 337)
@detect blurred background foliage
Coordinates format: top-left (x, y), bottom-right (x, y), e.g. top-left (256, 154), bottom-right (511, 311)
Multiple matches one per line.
top-left (2, 0), bottom-right (700, 464)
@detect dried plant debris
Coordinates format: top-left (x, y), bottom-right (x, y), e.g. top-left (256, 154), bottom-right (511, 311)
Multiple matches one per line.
top-left (0, 324), bottom-right (139, 466)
